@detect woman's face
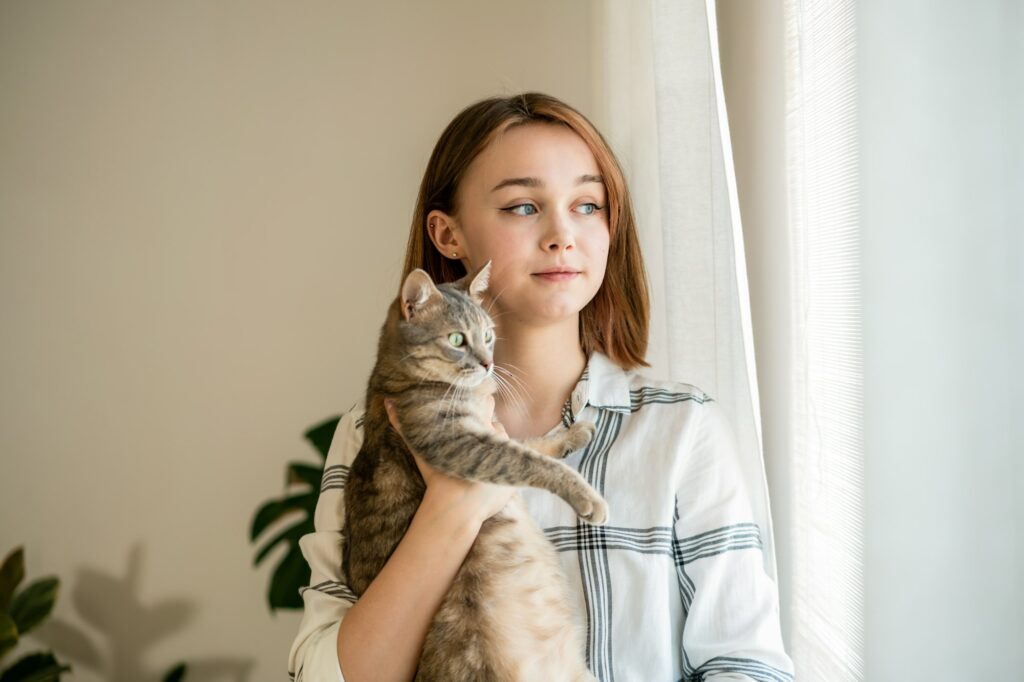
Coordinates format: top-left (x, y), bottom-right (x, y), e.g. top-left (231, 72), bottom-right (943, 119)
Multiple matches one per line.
top-left (431, 122), bottom-right (611, 327)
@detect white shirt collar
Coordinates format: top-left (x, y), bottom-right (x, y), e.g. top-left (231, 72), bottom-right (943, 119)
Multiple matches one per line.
top-left (568, 350), bottom-right (633, 419)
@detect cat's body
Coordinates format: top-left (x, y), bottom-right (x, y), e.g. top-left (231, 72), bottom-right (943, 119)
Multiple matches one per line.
top-left (342, 262), bottom-right (607, 681)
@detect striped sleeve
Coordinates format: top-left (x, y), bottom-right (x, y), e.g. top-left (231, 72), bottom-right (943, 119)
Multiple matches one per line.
top-left (673, 400), bottom-right (795, 682)
top-left (287, 405), bottom-right (365, 682)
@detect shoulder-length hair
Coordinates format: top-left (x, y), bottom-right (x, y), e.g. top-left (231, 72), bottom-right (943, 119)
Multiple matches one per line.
top-left (400, 92), bottom-right (650, 370)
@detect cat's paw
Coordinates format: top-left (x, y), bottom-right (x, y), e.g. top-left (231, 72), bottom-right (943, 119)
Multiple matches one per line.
top-left (577, 493), bottom-right (606, 524)
top-left (562, 420), bottom-right (596, 455)
top-left (573, 493), bottom-right (609, 526)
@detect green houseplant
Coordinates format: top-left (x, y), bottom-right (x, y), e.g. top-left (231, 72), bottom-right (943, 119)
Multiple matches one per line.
top-left (0, 546), bottom-right (71, 681)
top-left (0, 546), bottom-right (188, 682)
top-left (251, 415), bottom-right (341, 610)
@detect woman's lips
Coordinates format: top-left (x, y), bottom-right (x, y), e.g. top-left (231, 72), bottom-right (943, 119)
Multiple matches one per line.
top-left (532, 272), bottom-right (580, 282)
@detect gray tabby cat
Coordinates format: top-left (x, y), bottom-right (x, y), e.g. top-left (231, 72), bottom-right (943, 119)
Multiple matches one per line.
top-left (342, 260), bottom-right (608, 681)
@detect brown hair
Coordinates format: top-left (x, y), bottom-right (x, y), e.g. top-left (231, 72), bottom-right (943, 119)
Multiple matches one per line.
top-left (401, 92), bottom-right (650, 370)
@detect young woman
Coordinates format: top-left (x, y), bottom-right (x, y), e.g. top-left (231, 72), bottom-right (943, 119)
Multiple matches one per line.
top-left (288, 93), bottom-right (794, 682)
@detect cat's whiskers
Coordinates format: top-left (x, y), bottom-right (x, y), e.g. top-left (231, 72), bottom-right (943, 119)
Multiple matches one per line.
top-left (444, 371), bottom-right (475, 431)
top-left (493, 366), bottom-right (532, 405)
top-left (493, 362), bottom-right (533, 399)
top-left (442, 376), bottom-right (465, 428)
top-left (496, 360), bottom-right (552, 397)
top-left (439, 378), bottom-right (459, 423)
top-left (491, 369), bottom-right (530, 422)
top-left (497, 360), bottom-right (530, 375)
top-left (489, 370), bottom-right (515, 407)
top-left (498, 362), bottom-right (547, 419)
top-left (492, 364), bottom-right (533, 417)
top-left (483, 281), bottom-right (513, 317)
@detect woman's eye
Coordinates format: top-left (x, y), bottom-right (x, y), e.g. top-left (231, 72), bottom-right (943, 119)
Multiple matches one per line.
top-left (448, 332), bottom-right (465, 347)
top-left (503, 203), bottom-right (538, 216)
top-left (577, 202), bottom-right (603, 215)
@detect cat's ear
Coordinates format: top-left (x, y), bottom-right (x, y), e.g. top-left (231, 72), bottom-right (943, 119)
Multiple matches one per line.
top-left (467, 260), bottom-right (492, 303)
top-left (401, 269), bottom-right (443, 322)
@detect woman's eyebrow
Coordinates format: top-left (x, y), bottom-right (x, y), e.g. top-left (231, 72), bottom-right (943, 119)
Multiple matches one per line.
top-left (490, 174), bottom-right (604, 192)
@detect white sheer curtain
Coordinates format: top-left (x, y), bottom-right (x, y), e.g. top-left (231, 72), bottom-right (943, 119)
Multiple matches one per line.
top-left (784, 0), bottom-right (863, 678)
top-left (591, 0), bottom-right (779, 584)
top-left (592, 0), bottom-right (865, 678)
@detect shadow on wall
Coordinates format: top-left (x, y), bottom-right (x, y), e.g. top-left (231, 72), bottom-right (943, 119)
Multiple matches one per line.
top-left (28, 543), bottom-right (255, 682)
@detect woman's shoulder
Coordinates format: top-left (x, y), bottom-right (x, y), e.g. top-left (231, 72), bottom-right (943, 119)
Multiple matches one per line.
top-left (624, 365), bottom-right (716, 407)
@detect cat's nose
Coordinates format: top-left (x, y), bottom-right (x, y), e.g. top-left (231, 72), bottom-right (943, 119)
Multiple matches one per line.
top-left (482, 360), bottom-right (493, 372)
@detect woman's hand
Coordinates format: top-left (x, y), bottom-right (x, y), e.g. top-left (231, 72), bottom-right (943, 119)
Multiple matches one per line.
top-left (383, 396), bottom-right (518, 529)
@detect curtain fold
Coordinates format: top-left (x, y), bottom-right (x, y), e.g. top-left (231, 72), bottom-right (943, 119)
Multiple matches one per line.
top-left (591, 0), bottom-right (779, 583)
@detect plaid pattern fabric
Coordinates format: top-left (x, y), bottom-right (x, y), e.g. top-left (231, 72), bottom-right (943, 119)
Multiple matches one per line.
top-left (288, 351), bottom-right (794, 681)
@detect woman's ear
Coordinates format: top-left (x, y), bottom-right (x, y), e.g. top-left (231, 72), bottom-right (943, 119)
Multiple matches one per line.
top-left (426, 211), bottom-right (462, 259)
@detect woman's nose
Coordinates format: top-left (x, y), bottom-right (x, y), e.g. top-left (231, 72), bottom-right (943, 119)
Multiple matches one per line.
top-left (542, 212), bottom-right (576, 252)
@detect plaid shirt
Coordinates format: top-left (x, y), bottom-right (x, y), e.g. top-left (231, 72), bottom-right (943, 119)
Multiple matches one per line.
top-left (288, 351), bottom-right (794, 681)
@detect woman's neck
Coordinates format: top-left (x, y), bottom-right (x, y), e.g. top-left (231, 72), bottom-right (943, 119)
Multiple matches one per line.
top-left (491, 315), bottom-right (587, 439)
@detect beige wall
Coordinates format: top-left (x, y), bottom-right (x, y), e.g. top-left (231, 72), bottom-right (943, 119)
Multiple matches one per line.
top-left (0, 2), bottom-right (595, 679)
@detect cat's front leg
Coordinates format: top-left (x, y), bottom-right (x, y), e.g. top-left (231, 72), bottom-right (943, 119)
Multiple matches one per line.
top-left (560, 476), bottom-right (609, 525)
top-left (403, 422), bottom-right (609, 525)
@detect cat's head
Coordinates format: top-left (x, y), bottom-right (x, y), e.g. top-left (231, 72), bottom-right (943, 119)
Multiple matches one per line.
top-left (396, 260), bottom-right (495, 387)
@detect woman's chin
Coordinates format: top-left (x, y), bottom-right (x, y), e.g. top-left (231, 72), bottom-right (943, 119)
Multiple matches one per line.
top-left (490, 287), bottom-right (591, 326)
top-left (527, 297), bottom-right (586, 324)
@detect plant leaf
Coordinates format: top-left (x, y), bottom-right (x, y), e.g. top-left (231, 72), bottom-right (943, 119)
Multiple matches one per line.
top-left (268, 545), bottom-right (311, 611)
top-left (8, 578), bottom-right (58, 636)
top-left (162, 662), bottom-right (187, 682)
top-left (250, 492), bottom-right (315, 542)
top-left (304, 416), bottom-right (341, 461)
top-left (251, 414), bottom-right (342, 615)
top-left (0, 651), bottom-right (71, 682)
top-left (253, 522), bottom-right (309, 567)
top-left (0, 612), bottom-right (18, 662)
top-left (0, 547), bottom-right (25, 613)
top-left (286, 463), bottom-right (322, 489)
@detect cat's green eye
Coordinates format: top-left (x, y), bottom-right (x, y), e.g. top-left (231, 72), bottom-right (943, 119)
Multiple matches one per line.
top-left (448, 332), bottom-right (465, 348)
top-left (484, 329), bottom-right (494, 344)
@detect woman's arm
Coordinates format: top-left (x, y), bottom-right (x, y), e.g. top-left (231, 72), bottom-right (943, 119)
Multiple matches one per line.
top-left (335, 485), bottom-right (484, 681)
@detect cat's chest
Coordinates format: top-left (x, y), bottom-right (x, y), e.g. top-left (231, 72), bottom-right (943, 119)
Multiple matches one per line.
top-left (476, 494), bottom-right (568, 577)
top-left (454, 377), bottom-right (498, 425)
top-left (481, 493), bottom-right (554, 549)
